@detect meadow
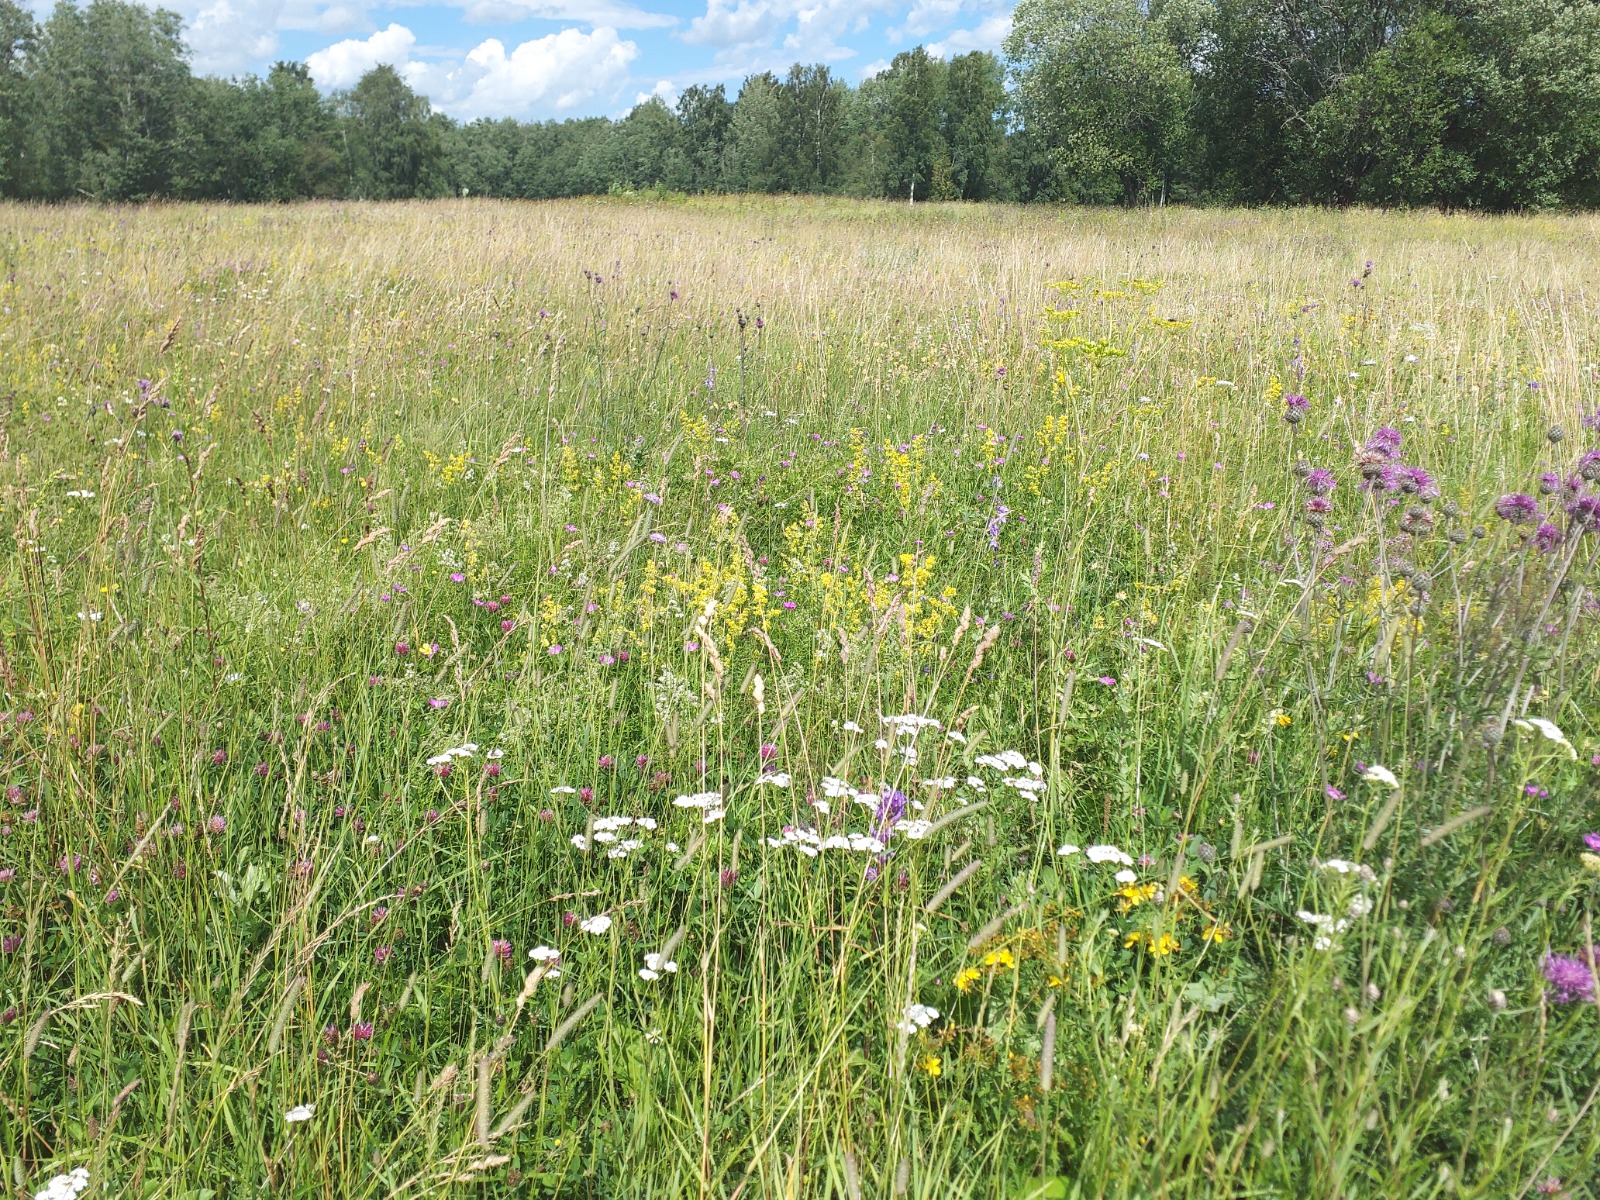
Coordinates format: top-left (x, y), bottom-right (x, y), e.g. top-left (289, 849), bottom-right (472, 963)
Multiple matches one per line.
top-left (1, 196), bottom-right (1599, 1199)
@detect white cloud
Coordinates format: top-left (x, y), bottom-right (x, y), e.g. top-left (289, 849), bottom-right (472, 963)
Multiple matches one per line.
top-left (305, 18), bottom-right (638, 118)
top-left (634, 78), bottom-right (679, 107)
top-left (926, 12), bottom-right (1010, 56)
top-left (682, 0), bottom-right (789, 49)
top-left (306, 23), bottom-right (419, 88)
top-left (430, 28), bottom-right (639, 117)
top-left (462, 0), bottom-right (676, 29)
top-left (186, 0), bottom-right (282, 73)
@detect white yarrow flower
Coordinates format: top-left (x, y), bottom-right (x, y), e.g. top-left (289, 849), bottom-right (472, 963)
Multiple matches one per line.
top-left (580, 914), bottom-right (612, 935)
top-left (1085, 844), bottom-right (1134, 866)
top-left (1511, 717), bottom-right (1577, 758)
top-left (33, 1167), bottom-right (91, 1200)
top-left (895, 1002), bottom-right (940, 1034)
top-left (284, 1104), bottom-right (315, 1124)
top-left (1360, 764), bottom-right (1400, 789)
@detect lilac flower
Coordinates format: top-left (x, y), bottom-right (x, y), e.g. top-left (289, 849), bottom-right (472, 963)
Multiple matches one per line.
top-left (1494, 493), bottom-right (1538, 524)
top-left (986, 503), bottom-right (1011, 550)
top-left (1534, 523), bottom-right (1564, 552)
top-left (873, 788), bottom-right (907, 839)
top-left (1542, 951), bottom-right (1596, 1005)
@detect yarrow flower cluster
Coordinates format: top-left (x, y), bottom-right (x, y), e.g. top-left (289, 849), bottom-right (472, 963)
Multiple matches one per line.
top-left (570, 814), bottom-right (659, 857)
top-left (895, 1002), bottom-right (939, 1034)
top-left (672, 791), bottom-right (726, 823)
top-left (32, 1169), bottom-right (90, 1200)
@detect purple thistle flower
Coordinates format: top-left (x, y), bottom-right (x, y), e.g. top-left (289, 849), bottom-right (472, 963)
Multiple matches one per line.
top-left (1582, 832), bottom-right (1600, 851)
top-left (1397, 466), bottom-right (1439, 499)
top-left (1534, 522), bottom-right (1564, 552)
top-left (1537, 472), bottom-right (1561, 496)
top-left (1365, 427), bottom-right (1403, 459)
top-left (1494, 493), bottom-right (1538, 524)
top-left (1542, 952), bottom-right (1597, 1005)
top-left (1305, 495), bottom-right (1332, 514)
top-left (1565, 494), bottom-right (1600, 532)
top-left (1576, 449), bottom-right (1600, 483)
top-left (1304, 468), bottom-right (1337, 495)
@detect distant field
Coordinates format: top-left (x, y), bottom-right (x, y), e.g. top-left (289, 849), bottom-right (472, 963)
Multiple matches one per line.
top-left (2, 197), bottom-right (1599, 1198)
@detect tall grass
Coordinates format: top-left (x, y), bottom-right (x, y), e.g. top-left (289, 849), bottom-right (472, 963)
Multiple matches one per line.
top-left (1, 195), bottom-right (1598, 1199)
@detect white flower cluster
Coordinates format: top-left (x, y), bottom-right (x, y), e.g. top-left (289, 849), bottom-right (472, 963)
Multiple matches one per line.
top-left (895, 1002), bottom-right (940, 1034)
top-left (1056, 843), bottom-right (1135, 866)
top-left (764, 827), bottom-right (887, 857)
top-left (882, 714), bottom-right (942, 737)
top-left (639, 950), bottom-right (679, 981)
top-left (672, 791), bottom-right (726, 823)
top-left (33, 1169), bottom-right (90, 1200)
top-left (580, 914), bottom-right (612, 935)
top-left (971, 749), bottom-right (1048, 800)
top-left (283, 1104), bottom-right (315, 1124)
top-left (1298, 860), bottom-right (1377, 949)
top-left (571, 815), bottom-right (659, 857)
top-left (528, 945), bottom-right (562, 977)
top-left (425, 741), bottom-right (479, 767)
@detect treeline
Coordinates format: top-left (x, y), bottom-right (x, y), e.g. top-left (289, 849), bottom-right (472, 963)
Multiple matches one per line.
top-left (2, 0), bottom-right (1600, 208)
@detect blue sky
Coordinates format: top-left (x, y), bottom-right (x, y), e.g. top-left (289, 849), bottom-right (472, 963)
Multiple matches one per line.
top-left (64, 0), bottom-right (1011, 121)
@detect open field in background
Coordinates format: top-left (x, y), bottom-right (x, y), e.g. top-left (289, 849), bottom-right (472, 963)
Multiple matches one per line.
top-left (1, 196), bottom-right (1600, 1198)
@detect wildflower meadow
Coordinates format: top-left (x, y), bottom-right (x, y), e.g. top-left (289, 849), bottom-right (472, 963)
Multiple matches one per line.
top-left (2, 196), bottom-right (1599, 1198)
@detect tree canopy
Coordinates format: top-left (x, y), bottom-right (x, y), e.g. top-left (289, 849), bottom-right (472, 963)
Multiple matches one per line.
top-left (2, 0), bottom-right (1600, 208)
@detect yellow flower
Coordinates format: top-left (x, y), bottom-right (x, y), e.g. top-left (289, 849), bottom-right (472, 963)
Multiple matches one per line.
top-left (920, 1055), bottom-right (942, 1078)
top-left (982, 948), bottom-right (1017, 970)
top-left (1153, 933), bottom-right (1180, 957)
top-left (953, 967), bottom-right (982, 993)
top-left (1176, 876), bottom-right (1199, 895)
top-left (1117, 882), bottom-right (1158, 912)
top-left (1046, 973), bottom-right (1066, 989)
top-left (1273, 711), bottom-right (1293, 728)
top-left (1124, 931), bottom-right (1149, 950)
top-left (1201, 923), bottom-right (1232, 943)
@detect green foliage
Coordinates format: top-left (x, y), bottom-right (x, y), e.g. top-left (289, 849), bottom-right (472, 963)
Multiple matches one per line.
top-left (340, 64), bottom-right (449, 200)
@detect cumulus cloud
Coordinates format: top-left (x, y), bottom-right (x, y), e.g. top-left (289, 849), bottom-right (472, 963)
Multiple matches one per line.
top-left (681, 0), bottom-right (789, 49)
top-left (306, 23), bottom-right (419, 88)
top-left (461, 0), bottom-right (676, 29)
top-left (440, 27), bottom-right (639, 117)
top-left (926, 12), bottom-right (1010, 56)
top-left (185, 0), bottom-right (282, 74)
